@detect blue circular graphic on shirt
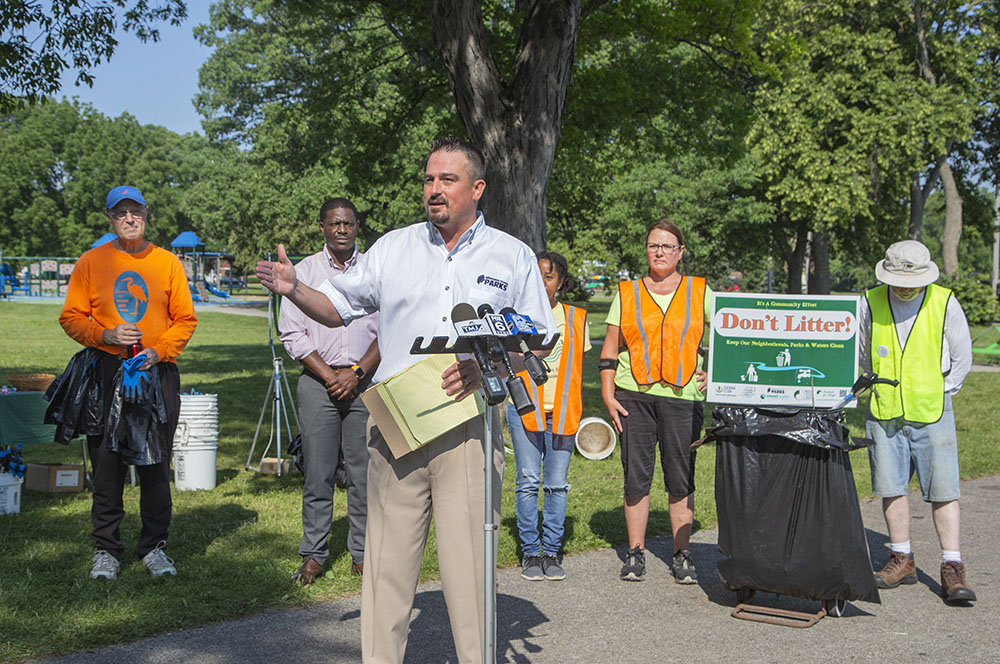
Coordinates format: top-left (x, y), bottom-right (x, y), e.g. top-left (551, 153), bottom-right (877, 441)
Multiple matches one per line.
top-left (113, 271), bottom-right (149, 323)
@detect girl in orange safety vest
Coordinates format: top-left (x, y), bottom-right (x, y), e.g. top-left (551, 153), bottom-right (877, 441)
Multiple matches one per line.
top-left (510, 252), bottom-right (591, 582)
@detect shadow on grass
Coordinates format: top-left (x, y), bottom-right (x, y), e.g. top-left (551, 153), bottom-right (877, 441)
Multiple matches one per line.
top-left (0, 500), bottom-right (325, 660)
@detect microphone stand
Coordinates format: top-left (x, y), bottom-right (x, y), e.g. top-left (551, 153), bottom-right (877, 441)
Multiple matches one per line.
top-left (410, 331), bottom-right (557, 664)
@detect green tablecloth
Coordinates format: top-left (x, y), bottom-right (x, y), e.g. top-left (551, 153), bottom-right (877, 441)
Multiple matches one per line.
top-left (0, 391), bottom-right (57, 445)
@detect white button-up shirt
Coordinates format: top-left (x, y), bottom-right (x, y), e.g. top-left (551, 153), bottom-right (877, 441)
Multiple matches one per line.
top-left (318, 213), bottom-right (555, 384)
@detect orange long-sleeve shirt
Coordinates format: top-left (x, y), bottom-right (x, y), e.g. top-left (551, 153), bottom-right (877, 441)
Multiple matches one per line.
top-left (59, 242), bottom-right (197, 362)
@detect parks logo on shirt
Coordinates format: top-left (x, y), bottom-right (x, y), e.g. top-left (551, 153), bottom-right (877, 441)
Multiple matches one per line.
top-left (476, 274), bottom-right (508, 291)
top-left (113, 271), bottom-right (149, 322)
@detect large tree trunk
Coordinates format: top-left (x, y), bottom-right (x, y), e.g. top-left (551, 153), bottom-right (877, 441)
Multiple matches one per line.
top-left (785, 221), bottom-right (808, 294)
top-left (807, 231), bottom-right (831, 294)
top-left (939, 158), bottom-right (963, 275)
top-left (427, 0), bottom-right (582, 251)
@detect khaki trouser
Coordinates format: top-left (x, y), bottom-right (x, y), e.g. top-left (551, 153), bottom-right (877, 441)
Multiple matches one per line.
top-left (361, 411), bottom-right (503, 664)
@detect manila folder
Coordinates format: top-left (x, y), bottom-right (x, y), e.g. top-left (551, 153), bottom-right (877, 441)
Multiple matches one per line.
top-left (362, 354), bottom-right (484, 459)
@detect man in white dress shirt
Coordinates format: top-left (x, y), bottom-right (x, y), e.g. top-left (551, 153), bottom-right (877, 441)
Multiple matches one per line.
top-left (257, 137), bottom-right (555, 663)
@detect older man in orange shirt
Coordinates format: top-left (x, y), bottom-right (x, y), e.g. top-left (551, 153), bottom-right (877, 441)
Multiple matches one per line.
top-left (56, 185), bottom-right (197, 581)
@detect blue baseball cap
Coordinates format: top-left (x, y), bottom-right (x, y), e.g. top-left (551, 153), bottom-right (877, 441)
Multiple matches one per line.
top-left (106, 186), bottom-right (146, 209)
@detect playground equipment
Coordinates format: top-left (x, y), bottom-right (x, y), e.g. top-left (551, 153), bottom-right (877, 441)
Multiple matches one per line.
top-left (169, 232), bottom-right (245, 301)
top-left (971, 324), bottom-right (1000, 358)
top-left (0, 254), bottom-right (77, 297)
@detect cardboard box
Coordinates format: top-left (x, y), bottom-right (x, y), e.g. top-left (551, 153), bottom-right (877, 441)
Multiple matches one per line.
top-left (25, 463), bottom-right (85, 492)
top-left (0, 472), bottom-right (22, 514)
top-left (259, 457), bottom-right (294, 475)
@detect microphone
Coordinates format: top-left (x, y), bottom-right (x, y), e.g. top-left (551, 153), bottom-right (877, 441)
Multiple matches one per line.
top-left (451, 303), bottom-right (507, 406)
top-left (500, 307), bottom-right (549, 385)
top-left (477, 304), bottom-right (533, 415)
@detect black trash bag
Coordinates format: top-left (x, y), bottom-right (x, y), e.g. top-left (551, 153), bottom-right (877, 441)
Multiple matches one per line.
top-left (44, 348), bottom-right (119, 445)
top-left (287, 433), bottom-right (305, 475)
top-left (286, 433), bottom-right (346, 485)
top-left (707, 405), bottom-right (873, 451)
top-left (713, 406), bottom-right (880, 604)
top-left (104, 361), bottom-right (171, 466)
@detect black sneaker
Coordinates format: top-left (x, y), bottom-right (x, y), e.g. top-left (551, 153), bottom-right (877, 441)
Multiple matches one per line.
top-left (521, 555), bottom-right (544, 581)
top-left (620, 546), bottom-right (645, 581)
top-left (671, 550), bottom-right (698, 584)
top-left (541, 555), bottom-right (566, 581)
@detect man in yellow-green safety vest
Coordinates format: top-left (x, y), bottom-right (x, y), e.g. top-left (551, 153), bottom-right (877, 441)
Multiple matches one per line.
top-left (859, 240), bottom-right (975, 605)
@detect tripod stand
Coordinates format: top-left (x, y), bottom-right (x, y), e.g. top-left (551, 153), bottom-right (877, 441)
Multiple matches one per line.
top-left (246, 289), bottom-right (299, 475)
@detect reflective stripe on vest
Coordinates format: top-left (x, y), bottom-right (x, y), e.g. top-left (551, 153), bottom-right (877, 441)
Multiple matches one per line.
top-left (866, 284), bottom-right (949, 424)
top-left (619, 276), bottom-right (706, 387)
top-left (518, 304), bottom-right (587, 435)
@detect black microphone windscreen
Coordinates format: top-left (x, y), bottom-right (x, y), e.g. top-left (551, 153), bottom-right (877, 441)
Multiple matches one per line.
top-left (477, 303), bottom-right (495, 318)
top-left (499, 307), bottom-right (515, 317)
top-left (451, 302), bottom-right (477, 323)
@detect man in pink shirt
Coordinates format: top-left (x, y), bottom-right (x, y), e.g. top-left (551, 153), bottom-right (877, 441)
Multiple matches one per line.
top-left (279, 198), bottom-right (380, 585)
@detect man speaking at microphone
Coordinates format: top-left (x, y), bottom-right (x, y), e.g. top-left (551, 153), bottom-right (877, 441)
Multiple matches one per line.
top-left (257, 137), bottom-right (554, 663)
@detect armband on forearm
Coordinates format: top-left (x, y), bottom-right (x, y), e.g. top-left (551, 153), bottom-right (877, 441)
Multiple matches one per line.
top-left (598, 358), bottom-right (619, 372)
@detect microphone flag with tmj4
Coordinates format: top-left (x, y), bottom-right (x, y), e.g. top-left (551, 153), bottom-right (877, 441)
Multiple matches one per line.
top-left (476, 304), bottom-right (534, 415)
top-left (500, 307), bottom-right (549, 386)
top-left (451, 302), bottom-right (508, 406)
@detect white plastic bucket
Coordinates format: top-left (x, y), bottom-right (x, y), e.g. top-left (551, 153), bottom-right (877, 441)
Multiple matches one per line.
top-left (175, 394), bottom-right (219, 447)
top-left (574, 417), bottom-right (617, 460)
top-left (173, 444), bottom-right (217, 491)
top-left (0, 472), bottom-right (23, 514)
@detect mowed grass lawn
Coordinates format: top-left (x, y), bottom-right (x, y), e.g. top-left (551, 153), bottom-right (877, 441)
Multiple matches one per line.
top-left (1, 299), bottom-right (998, 662)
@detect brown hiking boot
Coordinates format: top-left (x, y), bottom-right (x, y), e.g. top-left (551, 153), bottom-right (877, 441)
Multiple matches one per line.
top-left (874, 551), bottom-right (917, 589)
top-left (940, 561), bottom-right (977, 604)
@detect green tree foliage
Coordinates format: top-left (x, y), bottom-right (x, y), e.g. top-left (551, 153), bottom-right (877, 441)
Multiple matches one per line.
top-left (939, 274), bottom-right (1000, 325)
top-left (1, 0), bottom-right (187, 108)
top-left (0, 99), bottom-right (203, 256)
top-left (744, 0), bottom-right (993, 292)
top-left (194, 0), bottom-right (759, 254)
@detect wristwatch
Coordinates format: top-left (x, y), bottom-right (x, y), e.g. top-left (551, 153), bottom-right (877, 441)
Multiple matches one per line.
top-left (351, 364), bottom-right (366, 380)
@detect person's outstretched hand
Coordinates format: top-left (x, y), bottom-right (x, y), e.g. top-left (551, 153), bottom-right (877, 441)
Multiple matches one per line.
top-left (256, 244), bottom-right (297, 296)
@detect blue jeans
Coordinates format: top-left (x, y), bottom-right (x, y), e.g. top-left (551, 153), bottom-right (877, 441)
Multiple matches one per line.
top-left (506, 403), bottom-right (572, 557)
top-left (866, 392), bottom-right (960, 502)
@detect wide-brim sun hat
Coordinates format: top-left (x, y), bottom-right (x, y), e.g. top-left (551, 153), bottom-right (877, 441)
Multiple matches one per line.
top-left (874, 240), bottom-right (939, 288)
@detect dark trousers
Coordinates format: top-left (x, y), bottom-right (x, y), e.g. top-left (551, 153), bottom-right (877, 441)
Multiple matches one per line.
top-left (88, 362), bottom-right (180, 561)
top-left (297, 373), bottom-right (371, 566)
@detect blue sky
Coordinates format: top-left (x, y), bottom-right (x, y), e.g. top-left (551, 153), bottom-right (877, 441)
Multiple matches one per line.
top-left (56, 1), bottom-right (214, 136)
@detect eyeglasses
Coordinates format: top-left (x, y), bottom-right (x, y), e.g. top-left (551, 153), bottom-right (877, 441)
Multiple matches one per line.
top-left (110, 208), bottom-right (145, 220)
top-left (646, 243), bottom-right (682, 254)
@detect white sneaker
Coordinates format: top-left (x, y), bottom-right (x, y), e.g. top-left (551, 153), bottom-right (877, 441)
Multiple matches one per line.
top-left (142, 542), bottom-right (176, 578)
top-left (90, 550), bottom-right (120, 580)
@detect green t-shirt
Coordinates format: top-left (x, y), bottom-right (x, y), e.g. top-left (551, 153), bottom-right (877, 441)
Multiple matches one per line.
top-left (605, 283), bottom-right (714, 401)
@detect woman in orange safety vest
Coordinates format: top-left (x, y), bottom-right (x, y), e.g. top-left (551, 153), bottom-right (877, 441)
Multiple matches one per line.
top-left (509, 252), bottom-right (591, 582)
top-left (600, 219), bottom-right (711, 584)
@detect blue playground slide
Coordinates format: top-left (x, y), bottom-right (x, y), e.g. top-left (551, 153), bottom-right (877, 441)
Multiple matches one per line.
top-left (203, 279), bottom-right (230, 299)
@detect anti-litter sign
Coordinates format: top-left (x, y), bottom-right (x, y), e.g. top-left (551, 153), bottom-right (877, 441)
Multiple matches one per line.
top-left (707, 293), bottom-right (860, 407)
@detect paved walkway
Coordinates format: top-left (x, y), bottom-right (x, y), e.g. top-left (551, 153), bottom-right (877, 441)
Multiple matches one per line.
top-left (33, 476), bottom-right (998, 664)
